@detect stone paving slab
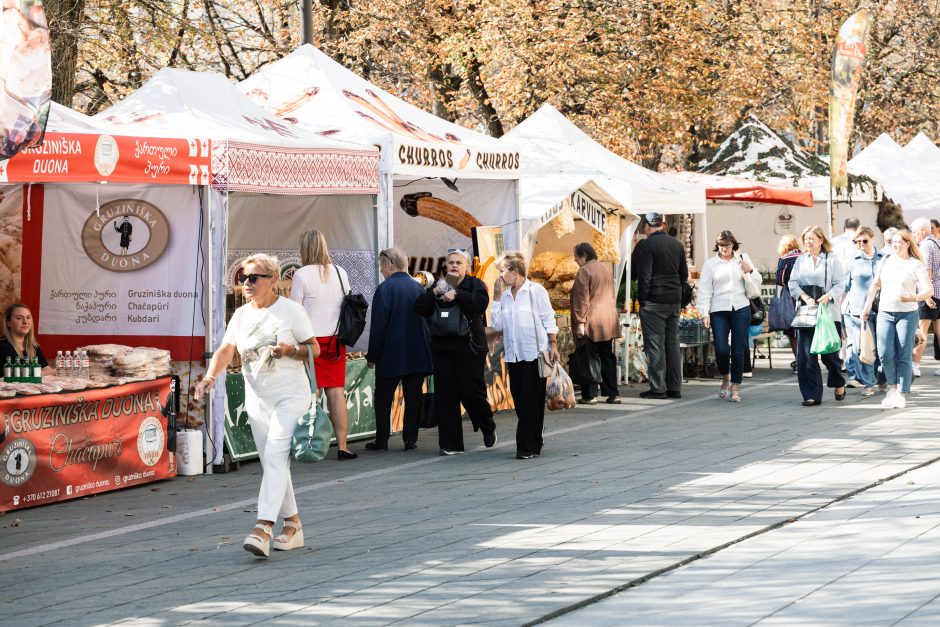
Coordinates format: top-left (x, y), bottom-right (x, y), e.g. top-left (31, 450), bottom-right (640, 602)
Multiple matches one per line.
top-left (1, 357), bottom-right (939, 626)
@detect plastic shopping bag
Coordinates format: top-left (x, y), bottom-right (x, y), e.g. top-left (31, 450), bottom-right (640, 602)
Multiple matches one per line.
top-left (810, 305), bottom-right (841, 355)
top-left (546, 363), bottom-right (576, 411)
top-left (859, 321), bottom-right (876, 365)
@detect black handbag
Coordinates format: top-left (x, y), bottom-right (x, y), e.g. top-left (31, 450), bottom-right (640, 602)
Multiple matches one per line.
top-left (332, 265), bottom-right (368, 355)
top-left (428, 301), bottom-right (470, 338)
top-left (749, 297), bottom-right (766, 326)
top-left (681, 282), bottom-right (694, 308)
top-left (568, 343), bottom-right (601, 384)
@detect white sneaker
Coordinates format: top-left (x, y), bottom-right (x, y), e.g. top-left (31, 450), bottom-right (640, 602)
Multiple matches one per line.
top-left (862, 387), bottom-right (876, 397)
top-left (892, 393), bottom-right (907, 409)
top-left (934, 369), bottom-right (940, 376)
top-left (912, 364), bottom-right (922, 377)
top-left (882, 389), bottom-right (897, 408)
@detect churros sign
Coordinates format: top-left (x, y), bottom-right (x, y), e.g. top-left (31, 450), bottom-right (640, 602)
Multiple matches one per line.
top-left (396, 142), bottom-right (520, 175)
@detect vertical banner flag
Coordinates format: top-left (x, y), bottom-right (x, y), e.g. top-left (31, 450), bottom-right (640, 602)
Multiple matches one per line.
top-left (0, 0), bottom-right (52, 161)
top-left (829, 9), bottom-right (874, 189)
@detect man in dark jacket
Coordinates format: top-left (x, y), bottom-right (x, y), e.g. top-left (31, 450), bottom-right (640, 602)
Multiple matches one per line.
top-left (635, 212), bottom-right (688, 399)
top-left (366, 248), bottom-right (433, 451)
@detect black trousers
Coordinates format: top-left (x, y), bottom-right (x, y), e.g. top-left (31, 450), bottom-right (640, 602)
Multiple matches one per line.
top-left (374, 373), bottom-right (425, 447)
top-left (581, 338), bottom-right (619, 399)
top-left (433, 350), bottom-right (495, 451)
top-left (507, 360), bottom-right (546, 455)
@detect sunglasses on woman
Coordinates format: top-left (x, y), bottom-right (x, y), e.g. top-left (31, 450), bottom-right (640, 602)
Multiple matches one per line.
top-left (853, 238), bottom-right (870, 244)
top-left (241, 273), bottom-right (273, 285)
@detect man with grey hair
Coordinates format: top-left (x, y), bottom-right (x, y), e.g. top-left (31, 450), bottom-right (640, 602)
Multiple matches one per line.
top-left (910, 218), bottom-right (940, 376)
top-left (879, 227), bottom-right (899, 257)
top-left (365, 247), bottom-right (433, 451)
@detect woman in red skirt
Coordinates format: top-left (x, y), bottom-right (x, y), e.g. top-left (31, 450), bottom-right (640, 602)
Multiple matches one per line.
top-left (290, 230), bottom-right (358, 460)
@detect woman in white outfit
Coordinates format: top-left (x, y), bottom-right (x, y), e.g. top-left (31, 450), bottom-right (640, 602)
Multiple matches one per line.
top-left (491, 252), bottom-right (560, 459)
top-left (195, 254), bottom-right (318, 558)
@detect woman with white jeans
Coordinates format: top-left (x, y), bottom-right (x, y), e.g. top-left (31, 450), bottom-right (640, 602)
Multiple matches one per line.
top-left (196, 254), bottom-right (318, 558)
top-left (862, 230), bottom-right (932, 409)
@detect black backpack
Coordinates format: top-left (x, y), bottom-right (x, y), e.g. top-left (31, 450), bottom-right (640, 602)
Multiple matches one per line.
top-left (331, 265), bottom-right (368, 356)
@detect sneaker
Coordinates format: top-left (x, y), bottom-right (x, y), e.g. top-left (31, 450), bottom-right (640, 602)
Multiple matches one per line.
top-left (639, 390), bottom-right (667, 400)
top-left (483, 430), bottom-right (497, 448)
top-left (606, 396), bottom-right (622, 404)
top-left (862, 387), bottom-right (876, 397)
top-left (578, 397), bottom-right (598, 405)
top-left (439, 449), bottom-right (464, 456)
top-left (404, 441), bottom-right (417, 451)
top-left (934, 369), bottom-right (940, 376)
top-left (912, 363), bottom-right (922, 377)
top-left (844, 379), bottom-right (863, 389)
top-left (892, 393), bottom-right (907, 409)
top-left (881, 389), bottom-right (897, 408)
top-left (742, 372), bottom-right (753, 378)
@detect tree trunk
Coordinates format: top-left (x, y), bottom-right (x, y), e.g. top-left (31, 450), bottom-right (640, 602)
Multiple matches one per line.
top-left (45, 0), bottom-right (87, 106)
top-left (464, 50), bottom-right (503, 137)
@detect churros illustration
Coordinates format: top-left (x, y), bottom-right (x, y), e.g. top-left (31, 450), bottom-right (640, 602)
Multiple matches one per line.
top-left (458, 149), bottom-right (471, 169)
top-left (400, 192), bottom-right (481, 237)
top-left (274, 87), bottom-right (319, 116)
top-left (345, 89), bottom-right (449, 144)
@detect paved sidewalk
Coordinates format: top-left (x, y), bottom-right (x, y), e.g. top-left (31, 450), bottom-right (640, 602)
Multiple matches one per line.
top-left (551, 460), bottom-right (940, 626)
top-left (1, 358), bottom-right (939, 626)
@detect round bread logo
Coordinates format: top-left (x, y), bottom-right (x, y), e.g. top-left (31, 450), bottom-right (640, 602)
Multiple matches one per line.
top-left (137, 416), bottom-right (164, 467)
top-left (81, 199), bottom-right (170, 272)
top-left (1, 438), bottom-right (37, 487)
top-left (94, 135), bottom-right (119, 177)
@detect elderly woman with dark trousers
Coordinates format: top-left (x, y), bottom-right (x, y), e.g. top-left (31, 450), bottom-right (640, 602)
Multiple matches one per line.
top-left (492, 252), bottom-right (560, 459)
top-left (415, 249), bottom-right (497, 455)
top-left (787, 226), bottom-right (847, 406)
top-left (697, 230), bottom-right (761, 402)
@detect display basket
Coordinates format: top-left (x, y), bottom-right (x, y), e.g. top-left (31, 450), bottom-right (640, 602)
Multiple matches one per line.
top-left (678, 323), bottom-right (709, 345)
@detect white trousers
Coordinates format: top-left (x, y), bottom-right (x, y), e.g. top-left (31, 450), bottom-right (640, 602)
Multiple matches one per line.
top-left (245, 390), bottom-right (310, 522)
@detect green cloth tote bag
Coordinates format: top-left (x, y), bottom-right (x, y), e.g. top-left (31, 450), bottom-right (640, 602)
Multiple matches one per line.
top-left (810, 305), bottom-right (842, 355)
top-left (292, 345), bottom-right (335, 462)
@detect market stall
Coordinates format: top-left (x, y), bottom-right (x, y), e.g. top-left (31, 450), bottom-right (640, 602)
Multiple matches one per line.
top-left (503, 104), bottom-right (705, 382)
top-left (239, 45), bottom-right (523, 421)
top-left (92, 68), bottom-right (380, 466)
top-left (693, 116), bottom-right (881, 271)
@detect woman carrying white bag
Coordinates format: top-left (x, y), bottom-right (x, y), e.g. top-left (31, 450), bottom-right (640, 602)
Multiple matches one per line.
top-left (492, 252), bottom-right (560, 460)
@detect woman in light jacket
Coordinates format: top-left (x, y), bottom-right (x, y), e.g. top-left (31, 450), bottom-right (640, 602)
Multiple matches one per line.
top-left (787, 225), bottom-right (847, 406)
top-left (697, 230), bottom-right (761, 402)
top-left (842, 226), bottom-right (883, 396)
top-left (290, 230), bottom-right (358, 460)
top-left (491, 252), bottom-right (560, 459)
top-left (861, 230), bottom-right (932, 409)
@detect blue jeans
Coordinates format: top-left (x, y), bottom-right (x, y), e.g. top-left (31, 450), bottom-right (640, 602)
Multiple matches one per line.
top-left (710, 307), bottom-right (750, 384)
top-left (844, 313), bottom-right (880, 387)
top-left (877, 310), bottom-right (918, 393)
top-left (797, 322), bottom-right (845, 402)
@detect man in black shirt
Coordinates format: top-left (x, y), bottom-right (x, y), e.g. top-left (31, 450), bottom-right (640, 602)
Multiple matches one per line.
top-left (635, 212), bottom-right (688, 399)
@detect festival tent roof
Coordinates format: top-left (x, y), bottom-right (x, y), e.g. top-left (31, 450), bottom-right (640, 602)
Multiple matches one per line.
top-left (903, 132), bottom-right (940, 176)
top-left (0, 101), bottom-right (211, 185)
top-left (238, 44), bottom-right (520, 180)
top-left (95, 68), bottom-right (379, 194)
top-left (504, 104), bottom-right (705, 215)
top-left (848, 133), bottom-right (940, 223)
top-left (664, 171), bottom-right (814, 207)
top-left (698, 115), bottom-right (878, 202)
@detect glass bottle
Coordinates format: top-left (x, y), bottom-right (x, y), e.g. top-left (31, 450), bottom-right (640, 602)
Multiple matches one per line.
top-left (2, 356), bottom-right (10, 381)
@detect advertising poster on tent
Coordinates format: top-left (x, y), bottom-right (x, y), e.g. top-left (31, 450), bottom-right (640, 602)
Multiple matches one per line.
top-left (32, 184), bottom-right (205, 358)
top-left (0, 377), bottom-right (177, 513)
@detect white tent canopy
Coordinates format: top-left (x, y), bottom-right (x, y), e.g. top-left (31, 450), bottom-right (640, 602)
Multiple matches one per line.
top-left (849, 133), bottom-right (940, 225)
top-left (506, 104), bottom-right (705, 216)
top-left (903, 132), bottom-right (940, 178)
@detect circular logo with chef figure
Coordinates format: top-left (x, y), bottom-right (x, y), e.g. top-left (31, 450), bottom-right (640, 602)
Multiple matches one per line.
top-left (137, 417), bottom-right (164, 467)
top-left (94, 135), bottom-right (119, 177)
top-left (81, 199), bottom-right (170, 272)
top-left (1, 438), bottom-right (37, 487)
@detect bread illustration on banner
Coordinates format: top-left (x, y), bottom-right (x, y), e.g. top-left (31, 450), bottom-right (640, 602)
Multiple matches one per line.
top-left (400, 192), bottom-right (481, 237)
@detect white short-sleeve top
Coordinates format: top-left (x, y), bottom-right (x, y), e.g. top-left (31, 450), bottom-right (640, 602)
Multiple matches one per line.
top-left (290, 264), bottom-right (349, 337)
top-left (877, 255), bottom-right (930, 313)
top-left (221, 297), bottom-right (314, 397)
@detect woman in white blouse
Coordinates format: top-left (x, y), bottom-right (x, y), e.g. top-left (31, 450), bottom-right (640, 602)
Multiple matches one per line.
top-left (290, 230), bottom-right (357, 460)
top-left (861, 230), bottom-right (933, 409)
top-left (491, 252), bottom-right (560, 459)
top-left (697, 230), bottom-right (761, 402)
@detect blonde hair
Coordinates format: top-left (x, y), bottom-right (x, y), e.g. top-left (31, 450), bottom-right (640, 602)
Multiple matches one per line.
top-left (777, 235), bottom-right (800, 256)
top-left (299, 230), bottom-right (332, 280)
top-left (241, 253), bottom-right (280, 278)
top-left (498, 251), bottom-right (528, 277)
top-left (800, 225), bottom-right (832, 253)
top-left (3, 303), bottom-right (40, 360)
top-left (895, 230), bottom-right (925, 263)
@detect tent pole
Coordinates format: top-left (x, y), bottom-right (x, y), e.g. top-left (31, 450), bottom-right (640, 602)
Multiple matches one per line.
top-left (302, 0), bottom-right (313, 44)
top-left (203, 183), bottom-right (214, 475)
